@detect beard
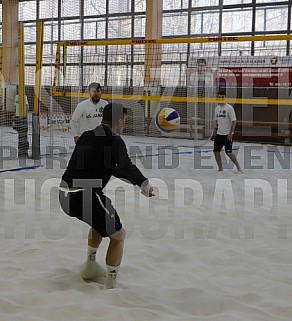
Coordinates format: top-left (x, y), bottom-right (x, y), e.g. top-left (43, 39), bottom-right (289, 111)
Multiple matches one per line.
top-left (91, 96), bottom-right (100, 103)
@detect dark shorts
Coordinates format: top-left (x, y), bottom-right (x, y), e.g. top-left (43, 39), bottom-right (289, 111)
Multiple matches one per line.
top-left (213, 134), bottom-right (233, 153)
top-left (59, 189), bottom-right (122, 237)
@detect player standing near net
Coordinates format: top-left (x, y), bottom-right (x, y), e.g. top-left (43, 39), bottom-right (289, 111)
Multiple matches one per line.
top-left (213, 90), bottom-right (243, 173)
top-left (59, 102), bottom-right (154, 289)
top-left (70, 82), bottom-right (108, 143)
top-left (14, 88), bottom-right (30, 158)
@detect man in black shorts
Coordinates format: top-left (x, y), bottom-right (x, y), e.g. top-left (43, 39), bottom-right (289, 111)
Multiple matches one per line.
top-left (213, 91), bottom-right (242, 172)
top-left (59, 102), bottom-right (154, 289)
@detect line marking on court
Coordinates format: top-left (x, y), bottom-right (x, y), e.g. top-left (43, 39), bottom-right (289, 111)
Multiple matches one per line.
top-left (0, 165), bottom-right (43, 173)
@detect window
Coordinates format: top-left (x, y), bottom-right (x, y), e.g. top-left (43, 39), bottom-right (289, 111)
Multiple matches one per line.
top-left (109, 0), bottom-right (131, 14)
top-left (108, 16), bottom-right (132, 38)
top-left (134, 15), bottom-right (146, 37)
top-left (39, 0), bottom-right (58, 19)
top-left (223, 0), bottom-right (252, 4)
top-left (19, 1), bottom-right (37, 21)
top-left (192, 0), bottom-right (219, 7)
top-left (163, 0), bottom-right (189, 10)
top-left (61, 0), bottom-right (80, 17)
top-left (256, 6), bottom-right (288, 31)
top-left (134, 0), bottom-right (146, 12)
top-left (222, 8), bottom-right (253, 33)
top-left (84, 19), bottom-right (106, 39)
top-left (60, 20), bottom-right (81, 40)
top-left (24, 23), bottom-right (36, 42)
top-left (163, 12), bottom-right (188, 36)
top-left (84, 0), bottom-right (106, 16)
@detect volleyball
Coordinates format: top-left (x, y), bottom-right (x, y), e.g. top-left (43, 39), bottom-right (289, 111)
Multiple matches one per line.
top-left (155, 107), bottom-right (180, 132)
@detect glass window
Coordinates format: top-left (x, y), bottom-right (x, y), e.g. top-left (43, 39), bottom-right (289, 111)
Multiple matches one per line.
top-left (61, 0), bottom-right (80, 17)
top-left (24, 24), bottom-right (36, 42)
top-left (256, 7), bottom-right (288, 31)
top-left (222, 9), bottom-right (253, 33)
top-left (39, 0), bottom-right (58, 19)
top-left (256, 0), bottom-right (287, 3)
top-left (43, 44), bottom-right (55, 64)
top-left (44, 22), bottom-right (58, 42)
top-left (191, 12), bottom-right (202, 35)
top-left (83, 65), bottom-right (106, 86)
top-left (84, 0), bottom-right (106, 16)
top-left (163, 0), bottom-right (189, 10)
top-left (221, 41), bottom-right (252, 55)
top-left (161, 64), bottom-right (184, 86)
top-left (224, 0), bottom-right (252, 4)
top-left (60, 20), bottom-right (81, 40)
top-left (25, 66), bottom-right (35, 86)
top-left (192, 0), bottom-right (219, 7)
top-left (83, 46), bottom-right (106, 64)
top-left (134, 16), bottom-right (145, 37)
top-left (134, 0), bottom-right (146, 12)
top-left (19, 1), bottom-right (37, 21)
top-left (24, 44), bottom-right (36, 64)
top-left (108, 17), bottom-right (132, 38)
top-left (163, 13), bottom-right (188, 36)
top-left (42, 66), bottom-right (55, 86)
top-left (84, 19), bottom-right (106, 39)
top-left (109, 0), bottom-right (131, 14)
top-left (254, 40), bottom-right (287, 56)
top-left (203, 11), bottom-right (220, 34)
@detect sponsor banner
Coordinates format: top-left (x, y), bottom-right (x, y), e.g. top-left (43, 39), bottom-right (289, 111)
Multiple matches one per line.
top-left (187, 56), bottom-right (292, 87)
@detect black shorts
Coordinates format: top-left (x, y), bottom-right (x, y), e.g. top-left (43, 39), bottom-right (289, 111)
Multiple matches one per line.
top-left (213, 134), bottom-right (233, 153)
top-left (59, 189), bottom-right (122, 237)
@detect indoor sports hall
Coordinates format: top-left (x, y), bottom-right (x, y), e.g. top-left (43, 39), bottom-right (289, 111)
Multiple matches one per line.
top-left (0, 1), bottom-right (292, 320)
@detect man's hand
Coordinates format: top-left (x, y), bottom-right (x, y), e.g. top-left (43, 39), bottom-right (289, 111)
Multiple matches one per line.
top-left (74, 136), bottom-right (80, 144)
top-left (227, 132), bottom-right (234, 141)
top-left (140, 183), bottom-right (155, 197)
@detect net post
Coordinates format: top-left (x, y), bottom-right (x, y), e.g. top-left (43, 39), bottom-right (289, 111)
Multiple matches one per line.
top-left (32, 20), bottom-right (44, 160)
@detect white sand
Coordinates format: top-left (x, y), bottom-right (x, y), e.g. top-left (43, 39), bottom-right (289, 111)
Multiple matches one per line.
top-left (0, 141), bottom-right (292, 321)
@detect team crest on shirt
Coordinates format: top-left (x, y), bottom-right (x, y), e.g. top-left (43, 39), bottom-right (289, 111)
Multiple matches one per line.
top-left (97, 106), bottom-right (104, 117)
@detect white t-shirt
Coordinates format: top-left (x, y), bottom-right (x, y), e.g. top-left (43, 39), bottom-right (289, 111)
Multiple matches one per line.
top-left (70, 98), bottom-right (108, 137)
top-left (214, 103), bottom-right (236, 135)
top-left (14, 95), bottom-right (29, 117)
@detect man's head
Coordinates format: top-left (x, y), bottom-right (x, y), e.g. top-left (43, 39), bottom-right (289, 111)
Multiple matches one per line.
top-left (217, 90), bottom-right (226, 98)
top-left (102, 102), bottom-right (128, 134)
top-left (88, 82), bottom-right (102, 103)
top-left (197, 58), bottom-right (207, 67)
top-left (217, 90), bottom-right (226, 105)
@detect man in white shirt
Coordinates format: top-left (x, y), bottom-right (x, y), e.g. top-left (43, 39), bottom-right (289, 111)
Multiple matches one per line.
top-left (213, 90), bottom-right (242, 172)
top-left (14, 91), bottom-right (29, 158)
top-left (70, 82), bottom-right (108, 143)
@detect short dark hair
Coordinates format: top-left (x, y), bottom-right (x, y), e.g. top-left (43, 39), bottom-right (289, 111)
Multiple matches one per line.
top-left (197, 58), bottom-right (207, 65)
top-left (217, 90), bottom-right (226, 96)
top-left (88, 82), bottom-right (101, 91)
top-left (102, 102), bottom-right (128, 124)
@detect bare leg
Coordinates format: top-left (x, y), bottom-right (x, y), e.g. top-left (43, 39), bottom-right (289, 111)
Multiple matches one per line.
top-left (88, 227), bottom-right (102, 248)
top-left (106, 228), bottom-right (125, 267)
top-left (226, 152), bottom-right (242, 172)
top-left (104, 228), bottom-right (126, 289)
top-left (214, 151), bottom-right (223, 171)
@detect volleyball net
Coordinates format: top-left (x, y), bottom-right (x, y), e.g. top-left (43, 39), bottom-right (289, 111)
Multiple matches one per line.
top-left (1, 32), bottom-right (292, 160)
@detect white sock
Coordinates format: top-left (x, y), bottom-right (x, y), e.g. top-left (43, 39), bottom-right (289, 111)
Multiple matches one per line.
top-left (87, 246), bottom-right (97, 262)
top-left (79, 246), bottom-right (106, 279)
top-left (104, 265), bottom-right (119, 289)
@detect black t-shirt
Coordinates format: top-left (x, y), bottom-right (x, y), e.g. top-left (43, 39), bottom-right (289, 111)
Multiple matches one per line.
top-left (61, 124), bottom-right (147, 191)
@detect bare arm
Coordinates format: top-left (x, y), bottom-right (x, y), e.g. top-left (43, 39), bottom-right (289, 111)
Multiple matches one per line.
top-left (227, 120), bottom-right (236, 140)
